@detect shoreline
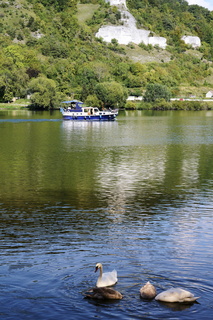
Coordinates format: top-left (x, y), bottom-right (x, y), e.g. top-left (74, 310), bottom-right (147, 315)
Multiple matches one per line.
top-left (0, 103), bottom-right (30, 110)
top-left (1, 99), bottom-right (213, 111)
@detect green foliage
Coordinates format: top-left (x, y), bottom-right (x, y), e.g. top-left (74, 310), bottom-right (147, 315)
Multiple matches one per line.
top-left (76, 64), bottom-right (99, 100)
top-left (124, 100), bottom-right (136, 110)
top-left (144, 83), bottom-right (171, 102)
top-left (40, 37), bottom-right (69, 58)
top-left (0, 0), bottom-right (213, 107)
top-left (34, 0), bottom-right (77, 11)
top-left (95, 81), bottom-right (128, 108)
top-left (152, 98), bottom-right (171, 110)
top-left (84, 94), bottom-right (101, 107)
top-left (29, 76), bottom-right (62, 109)
top-left (171, 100), bottom-right (213, 110)
top-left (4, 45), bottom-right (26, 68)
top-left (86, 4), bottom-right (122, 29)
top-left (139, 42), bottom-right (153, 51)
top-left (3, 89), bottom-right (13, 102)
top-left (137, 100), bottom-right (213, 111)
top-left (128, 0), bottom-right (213, 52)
top-left (107, 39), bottom-right (126, 54)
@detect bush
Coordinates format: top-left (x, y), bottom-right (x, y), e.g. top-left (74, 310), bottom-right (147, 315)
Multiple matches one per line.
top-left (144, 83), bottom-right (171, 102)
top-left (124, 101), bottom-right (136, 110)
top-left (28, 76), bottom-right (61, 109)
top-left (95, 81), bottom-right (128, 108)
top-left (152, 98), bottom-right (171, 110)
top-left (85, 94), bottom-right (101, 108)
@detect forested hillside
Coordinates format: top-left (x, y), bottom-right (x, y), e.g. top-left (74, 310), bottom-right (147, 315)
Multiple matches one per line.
top-left (0, 0), bottom-right (213, 108)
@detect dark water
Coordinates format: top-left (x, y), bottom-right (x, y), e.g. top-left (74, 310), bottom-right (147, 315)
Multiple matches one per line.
top-left (0, 109), bottom-right (213, 320)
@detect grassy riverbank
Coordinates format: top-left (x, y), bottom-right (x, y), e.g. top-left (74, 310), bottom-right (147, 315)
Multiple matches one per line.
top-left (125, 100), bottom-right (213, 111)
top-left (0, 100), bottom-right (30, 110)
top-left (1, 99), bottom-right (213, 111)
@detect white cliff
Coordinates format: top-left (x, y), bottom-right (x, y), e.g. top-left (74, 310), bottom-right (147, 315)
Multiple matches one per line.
top-left (96, 0), bottom-right (201, 50)
top-left (96, 0), bottom-right (167, 49)
top-left (148, 36), bottom-right (167, 48)
top-left (96, 25), bottom-right (151, 46)
top-left (106, 0), bottom-right (127, 8)
top-left (181, 36), bottom-right (201, 48)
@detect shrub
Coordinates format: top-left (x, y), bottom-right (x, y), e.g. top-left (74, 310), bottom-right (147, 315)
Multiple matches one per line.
top-left (144, 83), bottom-right (171, 102)
top-left (124, 101), bottom-right (136, 110)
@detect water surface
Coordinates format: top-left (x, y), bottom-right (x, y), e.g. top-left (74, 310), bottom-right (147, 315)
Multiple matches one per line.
top-left (0, 110), bottom-right (213, 319)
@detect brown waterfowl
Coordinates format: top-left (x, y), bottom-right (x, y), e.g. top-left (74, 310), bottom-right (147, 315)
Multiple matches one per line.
top-left (85, 287), bottom-right (123, 300)
top-left (140, 281), bottom-right (157, 299)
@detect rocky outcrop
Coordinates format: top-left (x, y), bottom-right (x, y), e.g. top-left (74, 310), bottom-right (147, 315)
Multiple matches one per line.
top-left (106, 0), bottom-right (127, 8)
top-left (96, 25), bottom-right (151, 46)
top-left (181, 36), bottom-right (201, 48)
top-left (96, 0), bottom-right (201, 50)
top-left (96, 0), bottom-right (167, 49)
top-left (148, 37), bottom-right (167, 48)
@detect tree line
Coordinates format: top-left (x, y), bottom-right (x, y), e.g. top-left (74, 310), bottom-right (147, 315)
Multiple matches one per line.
top-left (0, 0), bottom-right (213, 109)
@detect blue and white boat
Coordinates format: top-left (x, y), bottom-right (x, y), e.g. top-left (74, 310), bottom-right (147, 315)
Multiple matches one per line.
top-left (60, 100), bottom-right (118, 121)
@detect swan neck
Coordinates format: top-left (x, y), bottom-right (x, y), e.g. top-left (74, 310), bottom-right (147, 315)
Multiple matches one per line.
top-left (99, 265), bottom-right (103, 277)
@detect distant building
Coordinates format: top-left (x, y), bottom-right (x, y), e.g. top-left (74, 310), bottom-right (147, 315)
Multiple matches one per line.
top-left (127, 96), bottom-right (143, 101)
top-left (206, 90), bottom-right (213, 98)
top-left (12, 97), bottom-right (20, 102)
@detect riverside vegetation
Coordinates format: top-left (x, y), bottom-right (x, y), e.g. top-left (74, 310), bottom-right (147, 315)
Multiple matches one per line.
top-left (0, 0), bottom-right (213, 110)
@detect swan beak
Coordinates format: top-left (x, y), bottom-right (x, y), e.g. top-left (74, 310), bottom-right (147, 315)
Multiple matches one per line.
top-left (95, 266), bottom-right (98, 273)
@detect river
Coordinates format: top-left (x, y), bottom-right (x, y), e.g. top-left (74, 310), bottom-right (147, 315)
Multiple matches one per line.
top-left (0, 109), bottom-right (213, 320)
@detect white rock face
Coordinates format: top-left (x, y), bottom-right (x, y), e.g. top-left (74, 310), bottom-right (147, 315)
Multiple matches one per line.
top-left (106, 0), bottom-right (127, 8)
top-left (181, 36), bottom-right (201, 48)
top-left (96, 0), bottom-right (167, 48)
top-left (96, 26), bottom-right (150, 45)
top-left (148, 37), bottom-right (167, 49)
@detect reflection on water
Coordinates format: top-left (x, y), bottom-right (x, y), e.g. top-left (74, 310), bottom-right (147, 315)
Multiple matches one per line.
top-left (0, 110), bottom-right (213, 319)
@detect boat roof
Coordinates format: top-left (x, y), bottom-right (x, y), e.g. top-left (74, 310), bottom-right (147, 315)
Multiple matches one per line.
top-left (62, 100), bottom-right (83, 104)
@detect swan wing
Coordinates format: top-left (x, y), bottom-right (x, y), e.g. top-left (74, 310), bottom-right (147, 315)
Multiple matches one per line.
top-left (155, 288), bottom-right (199, 303)
top-left (177, 288), bottom-right (199, 302)
top-left (102, 270), bottom-right (117, 283)
top-left (96, 270), bottom-right (117, 287)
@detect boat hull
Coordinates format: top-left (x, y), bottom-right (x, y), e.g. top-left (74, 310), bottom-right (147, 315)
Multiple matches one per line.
top-left (62, 114), bottom-right (117, 121)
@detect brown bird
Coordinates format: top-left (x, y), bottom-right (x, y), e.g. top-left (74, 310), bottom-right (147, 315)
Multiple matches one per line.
top-left (85, 287), bottom-right (123, 300)
top-left (140, 281), bottom-right (157, 299)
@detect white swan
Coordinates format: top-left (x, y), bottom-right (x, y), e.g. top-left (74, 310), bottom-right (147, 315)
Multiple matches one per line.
top-left (85, 287), bottom-right (123, 300)
top-left (95, 263), bottom-right (117, 288)
top-left (140, 281), bottom-right (157, 299)
top-left (155, 287), bottom-right (199, 303)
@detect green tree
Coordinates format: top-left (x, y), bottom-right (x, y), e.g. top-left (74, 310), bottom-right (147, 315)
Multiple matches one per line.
top-left (38, 0), bottom-right (77, 11)
top-left (77, 65), bottom-right (99, 100)
top-left (3, 45), bottom-right (25, 68)
top-left (3, 88), bottom-right (13, 102)
top-left (95, 81), bottom-right (128, 108)
top-left (144, 83), bottom-right (171, 102)
top-left (85, 94), bottom-right (101, 108)
top-left (28, 76), bottom-right (62, 109)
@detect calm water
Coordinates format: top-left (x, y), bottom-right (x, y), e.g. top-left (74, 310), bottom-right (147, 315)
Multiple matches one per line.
top-left (0, 109), bottom-right (213, 320)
